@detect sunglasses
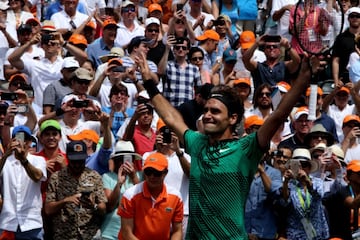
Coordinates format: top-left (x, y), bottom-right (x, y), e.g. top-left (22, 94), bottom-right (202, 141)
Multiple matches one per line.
top-left (75, 79), bottom-right (90, 85)
top-left (265, 45), bottom-right (279, 49)
top-left (300, 161), bottom-right (311, 168)
top-left (147, 28), bottom-right (159, 33)
top-left (260, 92), bottom-right (271, 97)
top-left (175, 19), bottom-right (184, 24)
top-left (174, 45), bottom-right (187, 51)
top-left (48, 41), bottom-right (60, 46)
top-left (122, 6), bottom-right (136, 13)
top-left (10, 81), bottom-right (24, 86)
top-left (191, 56), bottom-right (204, 61)
top-left (144, 168), bottom-right (166, 177)
top-left (349, 14), bottom-right (360, 19)
top-left (276, 160), bottom-right (287, 165)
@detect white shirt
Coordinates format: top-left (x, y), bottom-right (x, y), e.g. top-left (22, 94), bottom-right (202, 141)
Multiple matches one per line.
top-left (271, 0), bottom-right (297, 41)
top-left (344, 143), bottom-right (360, 163)
top-left (327, 104), bottom-right (356, 143)
top-left (115, 21), bottom-right (145, 48)
top-left (186, 12), bottom-right (214, 37)
top-left (51, 10), bottom-right (90, 30)
top-left (143, 150), bottom-right (190, 215)
top-left (6, 10), bottom-right (33, 42)
top-left (0, 153), bottom-right (47, 232)
top-left (23, 56), bottom-right (63, 110)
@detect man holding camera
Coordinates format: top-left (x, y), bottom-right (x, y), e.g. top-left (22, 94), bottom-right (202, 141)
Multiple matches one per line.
top-left (44, 140), bottom-right (106, 240)
top-left (0, 125), bottom-right (47, 239)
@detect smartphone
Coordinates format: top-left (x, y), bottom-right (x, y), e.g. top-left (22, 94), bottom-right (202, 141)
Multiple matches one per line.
top-left (41, 34), bottom-right (55, 44)
top-left (16, 104), bottom-right (28, 113)
top-left (263, 35), bottom-right (281, 43)
top-left (324, 148), bottom-right (332, 164)
top-left (289, 160), bottom-right (300, 178)
top-left (176, 3), bottom-right (184, 11)
top-left (162, 127), bottom-right (172, 143)
top-left (1, 92), bottom-right (17, 101)
top-left (15, 132), bottom-right (25, 142)
top-left (123, 154), bottom-right (132, 163)
top-left (73, 100), bottom-right (89, 108)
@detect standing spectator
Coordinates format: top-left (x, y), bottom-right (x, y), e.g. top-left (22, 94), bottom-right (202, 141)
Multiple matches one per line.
top-left (212, 14), bottom-right (235, 61)
top-left (243, 34), bottom-right (300, 90)
top-left (6, 0), bottom-right (33, 41)
top-left (101, 140), bottom-right (141, 240)
top-left (86, 18), bottom-right (120, 69)
top-left (196, 30), bottom-right (220, 74)
top-left (333, 7), bottom-right (360, 86)
top-left (271, 0), bottom-right (296, 41)
top-left (115, 1), bottom-right (145, 48)
top-left (118, 152), bottom-right (183, 240)
top-left (188, 46), bottom-right (208, 84)
top-left (158, 36), bottom-right (201, 108)
top-left (0, 125), bottom-right (47, 239)
top-left (44, 140), bottom-right (107, 240)
top-left (186, 0), bottom-right (214, 37)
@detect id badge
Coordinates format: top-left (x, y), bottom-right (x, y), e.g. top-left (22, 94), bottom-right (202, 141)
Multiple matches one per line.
top-left (301, 218), bottom-right (317, 239)
top-left (308, 28), bottom-right (316, 42)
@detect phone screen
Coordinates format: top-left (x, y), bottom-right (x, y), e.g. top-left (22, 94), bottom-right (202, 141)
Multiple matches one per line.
top-left (123, 154), bottom-right (132, 163)
top-left (15, 132), bottom-right (25, 142)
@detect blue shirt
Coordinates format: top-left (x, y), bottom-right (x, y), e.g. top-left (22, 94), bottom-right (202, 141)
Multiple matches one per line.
top-left (245, 164), bottom-right (282, 239)
top-left (86, 38), bottom-right (120, 69)
top-left (102, 106), bottom-right (135, 139)
top-left (86, 147), bottom-right (112, 175)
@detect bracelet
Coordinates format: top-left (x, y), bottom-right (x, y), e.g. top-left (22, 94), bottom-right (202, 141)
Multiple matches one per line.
top-left (55, 108), bottom-right (65, 116)
top-left (143, 80), bottom-right (160, 98)
top-left (62, 41), bottom-right (68, 48)
top-left (176, 151), bottom-right (184, 157)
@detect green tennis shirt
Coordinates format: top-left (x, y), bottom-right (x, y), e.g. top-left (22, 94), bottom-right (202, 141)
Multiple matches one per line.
top-left (184, 130), bottom-right (264, 240)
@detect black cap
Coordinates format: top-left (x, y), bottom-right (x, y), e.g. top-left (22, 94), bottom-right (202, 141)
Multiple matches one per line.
top-left (17, 24), bottom-right (32, 34)
top-left (66, 141), bottom-right (88, 161)
top-left (127, 36), bottom-right (154, 53)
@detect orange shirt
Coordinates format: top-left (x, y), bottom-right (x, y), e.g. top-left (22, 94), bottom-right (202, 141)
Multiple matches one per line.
top-left (144, 0), bottom-right (174, 24)
top-left (118, 181), bottom-right (183, 240)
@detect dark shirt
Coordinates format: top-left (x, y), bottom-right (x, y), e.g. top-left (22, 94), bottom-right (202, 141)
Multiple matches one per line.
top-left (147, 41), bottom-right (174, 65)
top-left (278, 134), bottom-right (307, 151)
top-left (177, 99), bottom-right (203, 131)
top-left (252, 61), bottom-right (289, 90)
top-left (332, 28), bottom-right (356, 83)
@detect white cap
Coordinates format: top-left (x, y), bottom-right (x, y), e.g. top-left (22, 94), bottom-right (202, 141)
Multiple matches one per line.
top-left (121, 0), bottom-right (134, 7)
top-left (61, 94), bottom-right (79, 105)
top-left (62, 57), bottom-right (80, 69)
top-left (145, 17), bottom-right (160, 27)
top-left (348, 7), bottom-right (360, 15)
top-left (138, 90), bottom-right (150, 99)
top-left (0, 1), bottom-right (9, 10)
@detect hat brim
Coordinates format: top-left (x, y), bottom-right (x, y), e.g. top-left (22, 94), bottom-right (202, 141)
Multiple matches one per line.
top-left (298, 159), bottom-right (319, 173)
top-left (241, 42), bottom-right (254, 49)
top-left (99, 54), bottom-right (122, 63)
top-left (304, 131), bottom-right (334, 147)
top-left (110, 152), bottom-right (142, 161)
top-left (68, 153), bottom-right (88, 161)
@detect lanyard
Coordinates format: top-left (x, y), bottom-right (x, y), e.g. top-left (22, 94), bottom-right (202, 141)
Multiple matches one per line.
top-left (297, 186), bottom-right (311, 211)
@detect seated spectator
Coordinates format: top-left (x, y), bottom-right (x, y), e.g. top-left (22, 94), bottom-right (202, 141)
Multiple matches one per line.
top-left (118, 152), bottom-right (183, 239)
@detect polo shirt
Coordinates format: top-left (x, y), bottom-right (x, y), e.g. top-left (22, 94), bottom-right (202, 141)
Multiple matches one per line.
top-left (87, 38), bottom-right (120, 69)
top-left (23, 56), bottom-right (64, 109)
top-left (0, 153), bottom-right (47, 232)
top-left (118, 181), bottom-right (183, 240)
top-left (252, 61), bottom-right (289, 90)
top-left (115, 21), bottom-right (145, 48)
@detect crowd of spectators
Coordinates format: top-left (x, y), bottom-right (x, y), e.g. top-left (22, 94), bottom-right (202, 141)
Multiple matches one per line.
top-left (1, 0), bottom-right (360, 239)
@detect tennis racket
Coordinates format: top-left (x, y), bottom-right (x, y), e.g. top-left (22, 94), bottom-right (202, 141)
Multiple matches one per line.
top-left (293, 0), bottom-right (344, 120)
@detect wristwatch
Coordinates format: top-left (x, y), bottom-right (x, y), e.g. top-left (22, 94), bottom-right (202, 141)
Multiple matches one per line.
top-left (93, 203), bottom-right (98, 211)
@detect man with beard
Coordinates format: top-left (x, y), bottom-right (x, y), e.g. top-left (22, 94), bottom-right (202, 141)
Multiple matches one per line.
top-left (243, 34), bottom-right (300, 90)
top-left (44, 140), bottom-right (106, 240)
top-left (247, 83), bottom-right (273, 120)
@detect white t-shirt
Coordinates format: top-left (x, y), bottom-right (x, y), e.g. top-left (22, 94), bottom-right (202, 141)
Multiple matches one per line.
top-left (327, 104), bottom-right (356, 143)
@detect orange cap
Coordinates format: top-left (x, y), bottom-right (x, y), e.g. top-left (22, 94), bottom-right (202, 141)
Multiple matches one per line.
top-left (68, 34), bottom-right (88, 46)
top-left (149, 3), bottom-right (162, 13)
top-left (305, 86), bottom-right (323, 97)
top-left (143, 152), bottom-right (168, 171)
top-left (157, 118), bottom-right (166, 131)
top-left (343, 114), bottom-right (360, 125)
top-left (85, 21), bottom-right (96, 30)
top-left (338, 86), bottom-right (350, 95)
top-left (68, 129), bottom-right (100, 144)
top-left (108, 58), bottom-right (123, 66)
top-left (277, 81), bottom-right (291, 93)
top-left (103, 19), bottom-right (118, 29)
top-left (240, 31), bottom-right (256, 49)
top-left (347, 160), bottom-right (360, 172)
top-left (244, 115), bottom-right (264, 129)
top-left (9, 73), bottom-right (27, 83)
top-left (233, 78), bottom-right (251, 86)
top-left (196, 30), bottom-right (220, 41)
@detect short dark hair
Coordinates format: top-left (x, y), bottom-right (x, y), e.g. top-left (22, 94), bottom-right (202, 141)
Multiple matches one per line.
top-left (188, 46), bottom-right (204, 60)
top-left (109, 83), bottom-right (128, 99)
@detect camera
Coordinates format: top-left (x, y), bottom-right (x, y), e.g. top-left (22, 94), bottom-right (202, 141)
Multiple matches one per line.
top-left (1, 92), bottom-right (17, 101)
top-left (213, 19), bottom-right (225, 26)
top-left (41, 34), bottom-right (55, 44)
top-left (72, 100), bottom-right (89, 108)
top-left (263, 35), bottom-right (281, 43)
top-left (161, 126), bottom-right (172, 144)
top-left (176, 3), bottom-right (184, 11)
top-left (16, 104), bottom-right (28, 113)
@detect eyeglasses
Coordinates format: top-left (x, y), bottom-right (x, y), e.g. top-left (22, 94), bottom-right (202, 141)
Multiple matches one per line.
top-left (191, 56), bottom-right (204, 61)
top-left (174, 45), bottom-right (187, 51)
top-left (75, 79), bottom-right (90, 85)
top-left (265, 45), bottom-right (279, 49)
top-left (48, 41), bottom-right (60, 46)
top-left (260, 92), bottom-right (271, 97)
top-left (175, 19), bottom-right (185, 24)
top-left (349, 14), bottom-right (360, 19)
top-left (147, 28), bottom-right (159, 33)
top-left (121, 6), bottom-right (136, 13)
top-left (144, 168), bottom-right (166, 177)
top-left (311, 135), bottom-right (327, 140)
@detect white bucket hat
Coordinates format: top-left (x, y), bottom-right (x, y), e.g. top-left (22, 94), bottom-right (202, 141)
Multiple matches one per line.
top-left (110, 140), bottom-right (142, 160)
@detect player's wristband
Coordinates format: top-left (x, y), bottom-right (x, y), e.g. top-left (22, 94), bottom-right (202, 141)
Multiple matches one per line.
top-left (143, 80), bottom-right (160, 99)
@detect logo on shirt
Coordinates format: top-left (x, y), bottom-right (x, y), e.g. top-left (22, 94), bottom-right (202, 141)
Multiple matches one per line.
top-left (165, 207), bottom-right (173, 213)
